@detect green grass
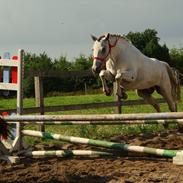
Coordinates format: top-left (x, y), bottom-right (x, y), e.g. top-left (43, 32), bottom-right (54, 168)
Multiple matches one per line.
top-left (1, 89), bottom-right (183, 145)
top-left (1, 90), bottom-right (175, 114)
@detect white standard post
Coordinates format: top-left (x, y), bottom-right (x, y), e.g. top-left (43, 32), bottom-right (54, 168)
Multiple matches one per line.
top-left (13, 49), bottom-right (24, 151)
top-left (17, 49), bottom-right (24, 115)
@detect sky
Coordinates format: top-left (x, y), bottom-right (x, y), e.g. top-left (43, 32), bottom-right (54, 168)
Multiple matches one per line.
top-left (0, 0), bottom-right (182, 60)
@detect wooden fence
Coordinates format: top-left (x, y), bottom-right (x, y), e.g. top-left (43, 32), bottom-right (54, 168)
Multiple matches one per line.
top-left (0, 69), bottom-right (166, 115)
top-left (1, 69), bottom-right (166, 132)
top-left (0, 98), bottom-right (165, 115)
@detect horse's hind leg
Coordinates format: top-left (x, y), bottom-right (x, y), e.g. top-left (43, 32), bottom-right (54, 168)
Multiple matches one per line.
top-left (157, 84), bottom-right (177, 112)
top-left (157, 84), bottom-right (178, 129)
top-left (137, 89), bottom-right (161, 112)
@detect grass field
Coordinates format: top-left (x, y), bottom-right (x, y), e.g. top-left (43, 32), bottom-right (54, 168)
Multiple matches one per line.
top-left (1, 90), bottom-right (182, 144)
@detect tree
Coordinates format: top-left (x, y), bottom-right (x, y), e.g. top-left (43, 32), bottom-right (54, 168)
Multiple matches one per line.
top-left (24, 52), bottom-right (53, 72)
top-left (126, 29), bottom-right (170, 62)
top-left (170, 48), bottom-right (183, 73)
top-left (72, 54), bottom-right (92, 70)
top-left (53, 56), bottom-right (72, 71)
top-left (71, 55), bottom-right (97, 91)
top-left (23, 52), bottom-right (53, 97)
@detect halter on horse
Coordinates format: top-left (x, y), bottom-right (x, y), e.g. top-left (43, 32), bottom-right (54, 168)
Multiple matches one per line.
top-left (91, 33), bottom-right (180, 112)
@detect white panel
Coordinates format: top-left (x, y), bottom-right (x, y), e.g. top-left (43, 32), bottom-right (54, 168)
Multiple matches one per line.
top-left (0, 59), bottom-right (19, 67)
top-left (0, 83), bottom-right (18, 91)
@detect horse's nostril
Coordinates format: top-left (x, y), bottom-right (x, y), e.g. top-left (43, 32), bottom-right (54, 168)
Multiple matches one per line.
top-left (96, 67), bottom-right (100, 73)
top-left (92, 67), bottom-right (100, 74)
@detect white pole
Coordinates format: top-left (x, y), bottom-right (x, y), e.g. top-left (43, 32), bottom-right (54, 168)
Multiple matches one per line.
top-left (17, 49), bottom-right (24, 115)
top-left (15, 49), bottom-right (24, 151)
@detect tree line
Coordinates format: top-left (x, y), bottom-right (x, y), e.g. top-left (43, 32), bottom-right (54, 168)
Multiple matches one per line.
top-left (22, 29), bottom-right (183, 97)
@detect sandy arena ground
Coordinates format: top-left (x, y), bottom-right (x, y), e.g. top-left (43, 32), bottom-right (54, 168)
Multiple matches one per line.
top-left (1, 129), bottom-right (183, 183)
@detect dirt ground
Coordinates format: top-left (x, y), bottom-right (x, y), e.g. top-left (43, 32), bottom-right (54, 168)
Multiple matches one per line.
top-left (1, 129), bottom-right (183, 183)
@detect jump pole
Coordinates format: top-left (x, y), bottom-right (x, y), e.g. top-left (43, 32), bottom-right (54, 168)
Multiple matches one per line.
top-left (22, 130), bottom-right (183, 163)
top-left (7, 119), bottom-right (183, 125)
top-left (3, 112), bottom-right (183, 122)
top-left (24, 150), bottom-right (112, 157)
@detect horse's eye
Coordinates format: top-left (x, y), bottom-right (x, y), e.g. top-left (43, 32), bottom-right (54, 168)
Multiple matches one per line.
top-left (101, 47), bottom-right (106, 54)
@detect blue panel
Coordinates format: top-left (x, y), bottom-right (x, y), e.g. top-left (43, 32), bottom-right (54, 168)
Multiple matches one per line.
top-left (3, 52), bottom-right (11, 96)
top-left (3, 52), bottom-right (11, 83)
top-left (3, 67), bottom-right (10, 83)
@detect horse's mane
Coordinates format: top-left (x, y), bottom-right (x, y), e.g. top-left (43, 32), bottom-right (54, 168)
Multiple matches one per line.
top-left (110, 34), bottom-right (132, 44)
top-left (97, 33), bottom-right (132, 44)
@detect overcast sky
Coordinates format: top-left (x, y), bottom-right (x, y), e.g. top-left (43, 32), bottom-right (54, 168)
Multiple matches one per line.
top-left (0, 0), bottom-right (182, 60)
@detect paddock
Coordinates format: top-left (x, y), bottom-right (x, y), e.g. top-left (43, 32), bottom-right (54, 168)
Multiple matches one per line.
top-left (1, 128), bottom-right (183, 182)
top-left (1, 50), bottom-right (183, 182)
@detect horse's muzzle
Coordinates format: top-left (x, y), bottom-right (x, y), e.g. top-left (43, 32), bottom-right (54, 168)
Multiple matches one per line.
top-left (92, 66), bottom-right (101, 74)
top-left (92, 61), bottom-right (102, 74)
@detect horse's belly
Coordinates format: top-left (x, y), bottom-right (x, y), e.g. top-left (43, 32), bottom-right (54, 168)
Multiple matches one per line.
top-left (122, 79), bottom-right (159, 90)
top-left (124, 66), bottom-right (162, 89)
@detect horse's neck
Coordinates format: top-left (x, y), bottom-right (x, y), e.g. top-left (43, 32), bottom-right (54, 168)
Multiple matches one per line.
top-left (108, 37), bottom-right (144, 73)
top-left (113, 38), bottom-right (143, 65)
top-left (108, 38), bottom-right (126, 64)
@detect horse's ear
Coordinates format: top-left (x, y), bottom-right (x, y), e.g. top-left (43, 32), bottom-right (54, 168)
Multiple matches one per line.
top-left (91, 35), bottom-right (97, 41)
top-left (105, 33), bottom-right (110, 40)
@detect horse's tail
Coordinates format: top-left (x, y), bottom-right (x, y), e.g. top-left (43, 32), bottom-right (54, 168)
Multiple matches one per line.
top-left (166, 64), bottom-right (181, 102)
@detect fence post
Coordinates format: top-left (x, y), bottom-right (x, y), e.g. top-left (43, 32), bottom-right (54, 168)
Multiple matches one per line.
top-left (11, 49), bottom-right (24, 152)
top-left (113, 82), bottom-right (122, 114)
top-left (34, 76), bottom-right (45, 132)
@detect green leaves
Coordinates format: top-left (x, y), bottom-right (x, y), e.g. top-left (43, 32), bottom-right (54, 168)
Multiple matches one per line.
top-left (170, 48), bottom-right (183, 73)
top-left (126, 29), bottom-right (170, 62)
top-left (23, 53), bottom-right (98, 97)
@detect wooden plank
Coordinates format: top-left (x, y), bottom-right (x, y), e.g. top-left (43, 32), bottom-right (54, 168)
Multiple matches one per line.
top-left (41, 99), bottom-right (165, 113)
top-left (25, 69), bottom-right (93, 78)
top-left (113, 82), bottom-right (122, 114)
top-left (0, 99), bottom-right (165, 115)
top-left (0, 99), bottom-right (166, 115)
top-left (34, 76), bottom-right (45, 132)
top-left (0, 83), bottom-right (18, 91)
top-left (34, 76), bottom-right (44, 112)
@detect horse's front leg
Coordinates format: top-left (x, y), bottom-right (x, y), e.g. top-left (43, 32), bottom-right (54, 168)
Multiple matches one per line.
top-left (115, 75), bottom-right (128, 99)
top-left (115, 70), bottom-right (136, 99)
top-left (99, 70), bottom-right (114, 96)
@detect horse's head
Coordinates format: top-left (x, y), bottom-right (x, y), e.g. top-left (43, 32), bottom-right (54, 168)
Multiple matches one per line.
top-left (91, 33), bottom-right (112, 74)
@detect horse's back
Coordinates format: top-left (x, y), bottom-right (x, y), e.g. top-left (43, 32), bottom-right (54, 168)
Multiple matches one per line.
top-left (123, 56), bottom-right (168, 89)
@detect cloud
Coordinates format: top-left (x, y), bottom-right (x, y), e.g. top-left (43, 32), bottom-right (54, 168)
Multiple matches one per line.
top-left (0, 0), bottom-right (182, 58)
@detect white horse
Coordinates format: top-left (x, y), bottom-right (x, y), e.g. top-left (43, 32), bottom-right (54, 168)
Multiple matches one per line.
top-left (91, 33), bottom-right (180, 112)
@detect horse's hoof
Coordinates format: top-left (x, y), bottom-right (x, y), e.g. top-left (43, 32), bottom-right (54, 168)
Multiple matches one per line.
top-left (116, 92), bottom-right (128, 100)
top-left (163, 123), bottom-right (169, 129)
top-left (105, 88), bottom-right (112, 96)
top-left (121, 93), bottom-right (128, 100)
top-left (178, 125), bottom-right (183, 132)
top-left (105, 93), bottom-right (111, 96)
